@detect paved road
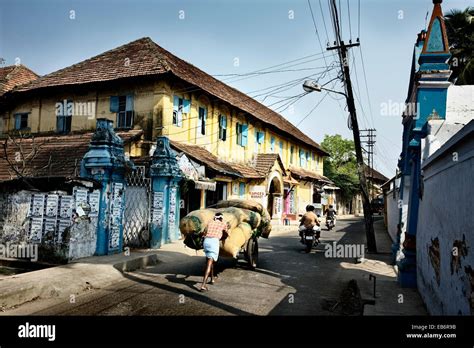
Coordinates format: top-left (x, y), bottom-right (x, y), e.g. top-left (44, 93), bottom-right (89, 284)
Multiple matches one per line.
top-left (7, 217), bottom-right (372, 316)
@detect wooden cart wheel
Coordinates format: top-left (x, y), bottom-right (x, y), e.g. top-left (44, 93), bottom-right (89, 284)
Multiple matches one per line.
top-left (246, 237), bottom-right (258, 269)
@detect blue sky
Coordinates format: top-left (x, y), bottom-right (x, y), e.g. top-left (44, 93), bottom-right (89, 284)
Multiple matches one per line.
top-left (0, 0), bottom-right (470, 177)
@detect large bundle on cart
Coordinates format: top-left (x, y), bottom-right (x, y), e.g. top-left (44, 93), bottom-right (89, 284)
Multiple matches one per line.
top-left (214, 199), bottom-right (272, 239)
top-left (180, 199), bottom-right (271, 260)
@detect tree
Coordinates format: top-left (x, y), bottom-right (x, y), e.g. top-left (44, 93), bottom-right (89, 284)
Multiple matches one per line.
top-left (321, 134), bottom-right (360, 201)
top-left (1, 132), bottom-right (46, 180)
top-left (445, 7), bottom-right (474, 85)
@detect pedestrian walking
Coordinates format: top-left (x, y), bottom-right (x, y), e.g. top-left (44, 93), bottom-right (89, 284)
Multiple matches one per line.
top-left (198, 212), bottom-right (229, 292)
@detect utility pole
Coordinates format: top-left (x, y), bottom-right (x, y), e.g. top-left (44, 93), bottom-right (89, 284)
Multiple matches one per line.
top-left (361, 128), bottom-right (376, 199)
top-left (327, 0), bottom-right (377, 252)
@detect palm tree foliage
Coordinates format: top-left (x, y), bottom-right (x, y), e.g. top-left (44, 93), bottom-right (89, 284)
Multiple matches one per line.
top-left (445, 7), bottom-right (474, 84)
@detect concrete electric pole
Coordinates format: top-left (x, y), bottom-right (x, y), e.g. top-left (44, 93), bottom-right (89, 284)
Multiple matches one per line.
top-left (327, 0), bottom-right (377, 253)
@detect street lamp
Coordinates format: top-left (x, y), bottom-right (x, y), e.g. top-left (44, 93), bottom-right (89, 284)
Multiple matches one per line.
top-left (303, 78), bottom-right (378, 253)
top-left (303, 80), bottom-right (347, 97)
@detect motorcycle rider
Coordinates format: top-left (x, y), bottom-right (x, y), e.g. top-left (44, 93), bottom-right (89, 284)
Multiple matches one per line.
top-left (324, 204), bottom-right (337, 229)
top-left (299, 205), bottom-right (320, 243)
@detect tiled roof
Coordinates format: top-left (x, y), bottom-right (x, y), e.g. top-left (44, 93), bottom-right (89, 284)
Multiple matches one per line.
top-left (0, 130), bottom-right (143, 182)
top-left (364, 165), bottom-right (389, 183)
top-left (13, 37), bottom-right (328, 155)
top-left (254, 153), bottom-right (285, 176)
top-left (170, 141), bottom-right (263, 179)
top-left (0, 65), bottom-right (38, 96)
top-left (289, 165), bottom-right (333, 184)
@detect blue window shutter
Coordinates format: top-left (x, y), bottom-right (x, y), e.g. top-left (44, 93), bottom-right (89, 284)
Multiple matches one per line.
top-left (223, 115), bottom-right (227, 128)
top-left (182, 99), bottom-right (191, 113)
top-left (57, 116), bottom-right (64, 133)
top-left (110, 96), bottom-right (119, 113)
top-left (239, 182), bottom-right (245, 197)
top-left (257, 131), bottom-right (264, 144)
top-left (14, 114), bottom-right (21, 130)
top-left (271, 137), bottom-right (275, 151)
top-left (126, 95), bottom-right (134, 111)
top-left (279, 141), bottom-right (283, 154)
top-left (241, 124), bottom-right (248, 146)
top-left (173, 96), bottom-right (179, 111)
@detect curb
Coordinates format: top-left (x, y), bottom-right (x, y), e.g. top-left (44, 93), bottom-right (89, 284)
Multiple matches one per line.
top-left (113, 253), bottom-right (160, 272)
top-left (0, 252), bottom-right (160, 311)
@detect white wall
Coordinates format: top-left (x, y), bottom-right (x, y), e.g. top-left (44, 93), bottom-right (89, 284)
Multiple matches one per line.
top-left (417, 133), bottom-right (474, 315)
top-left (421, 85), bottom-right (474, 162)
top-left (385, 188), bottom-right (399, 243)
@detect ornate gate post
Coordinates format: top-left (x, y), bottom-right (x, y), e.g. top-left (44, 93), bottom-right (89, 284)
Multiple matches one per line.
top-left (81, 118), bottom-right (131, 255)
top-left (149, 136), bottom-right (182, 248)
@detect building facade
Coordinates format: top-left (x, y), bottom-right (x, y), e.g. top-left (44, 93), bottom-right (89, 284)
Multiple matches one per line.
top-left (0, 37), bottom-right (331, 223)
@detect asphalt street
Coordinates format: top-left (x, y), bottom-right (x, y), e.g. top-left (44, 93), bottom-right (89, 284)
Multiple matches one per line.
top-left (5, 217), bottom-right (374, 315)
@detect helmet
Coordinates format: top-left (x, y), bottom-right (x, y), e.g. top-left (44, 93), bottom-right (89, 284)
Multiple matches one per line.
top-left (306, 205), bottom-right (315, 212)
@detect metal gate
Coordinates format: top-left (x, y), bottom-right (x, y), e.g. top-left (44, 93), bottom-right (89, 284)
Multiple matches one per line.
top-left (123, 166), bottom-right (151, 247)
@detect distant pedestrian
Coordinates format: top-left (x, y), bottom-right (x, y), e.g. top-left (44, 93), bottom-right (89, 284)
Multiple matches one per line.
top-left (199, 212), bottom-right (228, 291)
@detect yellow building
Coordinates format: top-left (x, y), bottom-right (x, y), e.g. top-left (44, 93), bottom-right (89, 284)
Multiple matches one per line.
top-left (0, 37), bottom-right (332, 222)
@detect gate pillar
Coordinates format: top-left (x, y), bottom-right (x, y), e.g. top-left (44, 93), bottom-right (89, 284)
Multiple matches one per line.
top-left (149, 136), bottom-right (183, 248)
top-left (81, 118), bottom-right (133, 255)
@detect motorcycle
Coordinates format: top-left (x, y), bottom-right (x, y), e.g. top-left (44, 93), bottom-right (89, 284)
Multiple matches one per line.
top-left (301, 226), bottom-right (321, 253)
top-left (326, 217), bottom-right (336, 231)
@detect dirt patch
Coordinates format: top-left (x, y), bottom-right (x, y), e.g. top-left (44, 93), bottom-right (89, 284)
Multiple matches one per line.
top-left (320, 279), bottom-right (364, 315)
top-left (428, 237), bottom-right (440, 285)
top-left (451, 235), bottom-right (468, 275)
top-left (464, 266), bottom-right (474, 314)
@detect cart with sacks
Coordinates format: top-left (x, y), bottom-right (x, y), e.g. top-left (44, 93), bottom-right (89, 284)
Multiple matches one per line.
top-left (179, 199), bottom-right (272, 269)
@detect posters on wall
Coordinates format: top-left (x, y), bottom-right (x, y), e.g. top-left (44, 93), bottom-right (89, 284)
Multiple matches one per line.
top-left (59, 195), bottom-right (73, 219)
top-left (74, 188), bottom-right (88, 211)
top-left (152, 192), bottom-right (164, 227)
top-left (273, 196), bottom-right (283, 218)
top-left (31, 194), bottom-right (45, 218)
top-left (29, 217), bottom-right (43, 242)
top-left (43, 218), bottom-right (57, 241)
top-left (108, 183), bottom-right (123, 250)
top-left (109, 226), bottom-right (120, 249)
top-left (57, 219), bottom-right (71, 244)
top-left (169, 187), bottom-right (176, 228)
top-left (45, 194), bottom-right (59, 218)
top-left (28, 189), bottom-right (99, 244)
top-left (88, 190), bottom-right (100, 217)
top-left (289, 190), bottom-right (296, 214)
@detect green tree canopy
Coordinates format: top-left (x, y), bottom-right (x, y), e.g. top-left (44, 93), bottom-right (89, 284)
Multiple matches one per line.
top-left (445, 7), bottom-right (474, 85)
top-left (321, 134), bottom-right (360, 201)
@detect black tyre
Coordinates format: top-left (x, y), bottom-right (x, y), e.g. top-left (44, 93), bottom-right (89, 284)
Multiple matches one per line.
top-left (305, 240), bottom-right (312, 253)
top-left (246, 237), bottom-right (258, 269)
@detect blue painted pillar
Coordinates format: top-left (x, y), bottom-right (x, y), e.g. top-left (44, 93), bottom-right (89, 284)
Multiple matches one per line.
top-left (149, 136), bottom-right (182, 248)
top-left (397, 137), bottom-right (421, 288)
top-left (81, 118), bottom-right (133, 255)
top-left (397, 0), bottom-right (452, 287)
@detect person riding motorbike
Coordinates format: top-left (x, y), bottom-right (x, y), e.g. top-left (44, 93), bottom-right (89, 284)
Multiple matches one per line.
top-left (324, 205), bottom-right (337, 229)
top-left (299, 205), bottom-right (320, 243)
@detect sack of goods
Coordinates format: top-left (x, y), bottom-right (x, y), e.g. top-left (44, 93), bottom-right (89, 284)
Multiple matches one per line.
top-left (179, 199), bottom-right (272, 258)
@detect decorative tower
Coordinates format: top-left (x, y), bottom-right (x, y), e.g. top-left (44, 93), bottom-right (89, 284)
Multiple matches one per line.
top-left (149, 136), bottom-right (183, 248)
top-left (81, 118), bottom-right (133, 255)
top-left (398, 0), bottom-right (452, 287)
